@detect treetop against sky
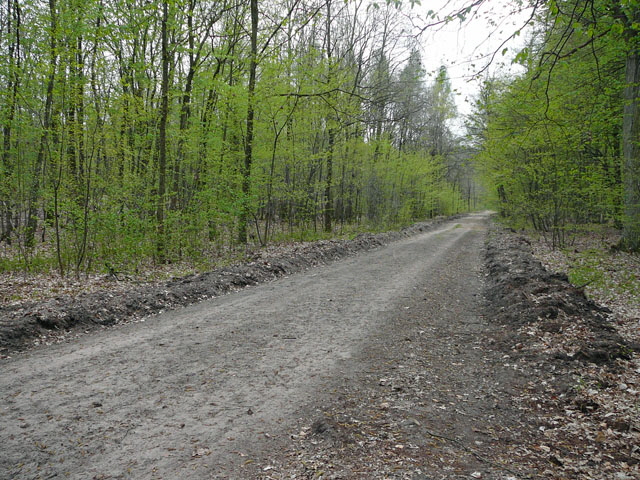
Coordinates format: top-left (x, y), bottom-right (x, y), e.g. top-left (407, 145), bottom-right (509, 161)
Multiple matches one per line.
top-left (414, 0), bottom-right (533, 116)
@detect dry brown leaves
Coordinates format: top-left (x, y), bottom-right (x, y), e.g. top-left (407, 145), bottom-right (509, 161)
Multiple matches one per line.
top-left (0, 271), bottom-right (138, 305)
top-left (0, 258), bottom-right (216, 307)
top-left (0, 241), bottom-right (350, 307)
top-left (518, 232), bottom-right (640, 479)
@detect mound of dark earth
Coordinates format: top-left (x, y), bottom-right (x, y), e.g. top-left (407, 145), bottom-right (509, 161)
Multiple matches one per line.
top-left (0, 217), bottom-right (456, 354)
top-left (484, 225), bottom-right (638, 366)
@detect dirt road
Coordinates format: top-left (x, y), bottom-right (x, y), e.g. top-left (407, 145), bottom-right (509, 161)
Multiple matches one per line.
top-left (2, 213), bottom-right (524, 479)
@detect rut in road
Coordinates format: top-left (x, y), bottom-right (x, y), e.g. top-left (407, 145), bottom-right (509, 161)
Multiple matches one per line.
top-left (1, 213), bottom-right (489, 479)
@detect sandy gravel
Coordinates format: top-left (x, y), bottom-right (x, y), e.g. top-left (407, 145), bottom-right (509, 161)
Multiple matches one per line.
top-left (2, 213), bottom-right (509, 479)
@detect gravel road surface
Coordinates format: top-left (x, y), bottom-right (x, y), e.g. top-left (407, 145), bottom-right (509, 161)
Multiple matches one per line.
top-left (1, 213), bottom-right (493, 479)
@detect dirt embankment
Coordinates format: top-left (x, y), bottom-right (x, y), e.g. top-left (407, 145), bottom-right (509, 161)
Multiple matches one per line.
top-left (484, 227), bottom-right (639, 366)
top-left (0, 218), bottom-right (456, 354)
top-left (480, 225), bottom-right (640, 479)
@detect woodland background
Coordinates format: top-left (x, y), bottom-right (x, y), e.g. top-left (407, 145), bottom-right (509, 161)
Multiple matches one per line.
top-left (0, 0), bottom-right (639, 277)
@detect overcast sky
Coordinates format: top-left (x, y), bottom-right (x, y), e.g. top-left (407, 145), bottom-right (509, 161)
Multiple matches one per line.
top-left (413, 0), bottom-right (535, 121)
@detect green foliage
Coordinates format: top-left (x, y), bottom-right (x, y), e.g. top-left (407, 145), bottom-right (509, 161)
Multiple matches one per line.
top-left (562, 244), bottom-right (640, 305)
top-left (566, 249), bottom-right (606, 288)
top-left (470, 0), bottom-right (640, 250)
top-left (0, 0), bottom-right (470, 275)
top-left (471, 18), bottom-right (626, 247)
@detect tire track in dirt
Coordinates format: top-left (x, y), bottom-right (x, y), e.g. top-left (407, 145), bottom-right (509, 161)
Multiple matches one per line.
top-left (257, 212), bottom-right (533, 479)
top-left (1, 214), bottom-right (489, 480)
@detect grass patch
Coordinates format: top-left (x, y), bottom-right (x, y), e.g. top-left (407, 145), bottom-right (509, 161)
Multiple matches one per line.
top-left (564, 246), bottom-right (640, 306)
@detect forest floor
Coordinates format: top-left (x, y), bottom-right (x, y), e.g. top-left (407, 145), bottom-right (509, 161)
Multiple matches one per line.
top-left (0, 213), bottom-right (639, 480)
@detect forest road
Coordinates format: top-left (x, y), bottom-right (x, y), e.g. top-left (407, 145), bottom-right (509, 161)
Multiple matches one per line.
top-left (1, 212), bottom-right (494, 480)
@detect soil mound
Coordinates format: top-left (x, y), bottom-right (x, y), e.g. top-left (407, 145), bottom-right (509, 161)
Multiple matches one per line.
top-left (484, 225), bottom-right (638, 366)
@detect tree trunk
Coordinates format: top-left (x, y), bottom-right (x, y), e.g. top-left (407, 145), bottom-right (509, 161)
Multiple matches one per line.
top-left (156, 0), bottom-right (170, 262)
top-left (323, 0), bottom-right (334, 233)
top-left (238, 0), bottom-right (258, 243)
top-left (324, 128), bottom-right (334, 233)
top-left (622, 47), bottom-right (640, 251)
top-left (1, 0), bottom-right (21, 244)
top-left (25, 0), bottom-right (57, 249)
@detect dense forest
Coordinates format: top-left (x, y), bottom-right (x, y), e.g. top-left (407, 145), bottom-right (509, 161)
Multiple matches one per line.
top-left (0, 0), bottom-right (474, 275)
top-left (469, 0), bottom-right (640, 250)
top-left (1, 0), bottom-right (639, 277)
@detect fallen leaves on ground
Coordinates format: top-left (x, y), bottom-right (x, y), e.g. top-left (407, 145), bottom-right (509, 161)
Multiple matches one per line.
top-left (483, 226), bottom-right (640, 479)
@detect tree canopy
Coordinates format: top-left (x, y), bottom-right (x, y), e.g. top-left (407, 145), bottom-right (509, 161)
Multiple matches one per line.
top-left (0, 0), bottom-right (468, 274)
top-left (463, 0), bottom-right (640, 249)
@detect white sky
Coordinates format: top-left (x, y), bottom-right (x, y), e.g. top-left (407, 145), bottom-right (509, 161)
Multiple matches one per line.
top-left (412, 0), bottom-right (535, 122)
